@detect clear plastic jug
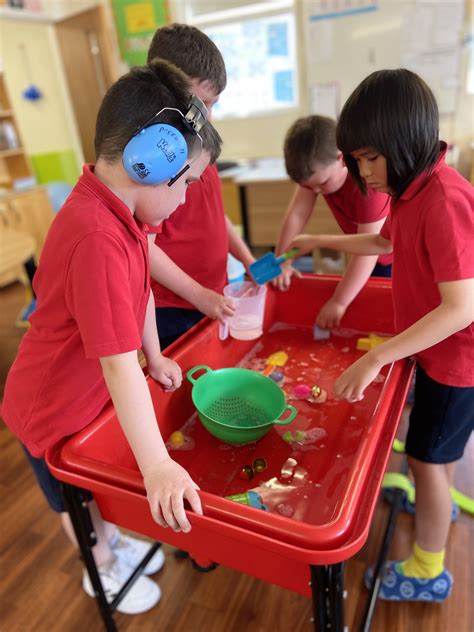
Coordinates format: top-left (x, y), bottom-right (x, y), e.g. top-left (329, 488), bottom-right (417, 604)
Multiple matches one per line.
top-left (219, 281), bottom-right (267, 341)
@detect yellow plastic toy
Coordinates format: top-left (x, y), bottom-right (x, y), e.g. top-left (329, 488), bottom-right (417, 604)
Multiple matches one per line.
top-left (262, 350), bottom-right (289, 376)
top-left (168, 430), bottom-right (185, 448)
top-left (356, 333), bottom-right (391, 351)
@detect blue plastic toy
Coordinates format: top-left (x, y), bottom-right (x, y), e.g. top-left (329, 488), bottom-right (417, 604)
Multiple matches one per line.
top-left (250, 249), bottom-right (298, 285)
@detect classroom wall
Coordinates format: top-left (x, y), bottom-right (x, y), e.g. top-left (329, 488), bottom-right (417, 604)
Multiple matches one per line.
top-left (0, 18), bottom-right (84, 163)
top-left (174, 1), bottom-right (473, 177)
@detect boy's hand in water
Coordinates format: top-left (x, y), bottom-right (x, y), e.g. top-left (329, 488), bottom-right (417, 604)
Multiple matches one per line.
top-left (144, 459), bottom-right (202, 532)
top-left (334, 352), bottom-right (383, 402)
top-left (316, 297), bottom-right (347, 329)
top-left (195, 288), bottom-right (235, 323)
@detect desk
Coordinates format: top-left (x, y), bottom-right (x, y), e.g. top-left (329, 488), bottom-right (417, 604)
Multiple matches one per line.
top-left (220, 159), bottom-right (341, 247)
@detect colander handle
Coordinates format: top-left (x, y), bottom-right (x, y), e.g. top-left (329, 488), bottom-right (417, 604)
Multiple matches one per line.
top-left (273, 404), bottom-right (297, 425)
top-left (187, 365), bottom-right (213, 385)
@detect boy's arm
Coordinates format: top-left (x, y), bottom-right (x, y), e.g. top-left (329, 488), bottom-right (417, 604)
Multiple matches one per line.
top-left (225, 216), bottom-right (255, 272)
top-left (276, 185), bottom-right (317, 254)
top-left (100, 351), bottom-right (202, 532)
top-left (148, 236), bottom-right (234, 322)
top-left (334, 278), bottom-right (474, 402)
top-left (142, 289), bottom-right (181, 390)
top-left (316, 218), bottom-right (386, 328)
top-left (291, 231), bottom-right (393, 257)
top-left (274, 186), bottom-right (316, 290)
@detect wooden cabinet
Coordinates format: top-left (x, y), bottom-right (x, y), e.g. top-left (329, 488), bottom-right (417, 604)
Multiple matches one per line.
top-left (0, 71), bottom-right (32, 189)
top-left (244, 179), bottom-right (341, 247)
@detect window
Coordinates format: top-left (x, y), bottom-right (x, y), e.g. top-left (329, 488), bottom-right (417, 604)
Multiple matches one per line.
top-left (183, 1), bottom-right (298, 120)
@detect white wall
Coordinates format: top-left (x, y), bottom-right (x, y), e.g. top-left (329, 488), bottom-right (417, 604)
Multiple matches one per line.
top-left (171, 0), bottom-right (473, 177)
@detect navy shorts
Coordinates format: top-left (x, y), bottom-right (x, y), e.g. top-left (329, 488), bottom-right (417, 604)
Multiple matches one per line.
top-left (371, 262), bottom-right (392, 278)
top-left (156, 307), bottom-right (204, 350)
top-left (405, 365), bottom-right (474, 464)
top-left (22, 445), bottom-right (92, 513)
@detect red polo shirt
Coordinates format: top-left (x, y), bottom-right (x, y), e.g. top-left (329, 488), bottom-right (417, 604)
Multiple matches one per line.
top-left (323, 174), bottom-right (392, 266)
top-left (151, 164), bottom-right (228, 309)
top-left (2, 164), bottom-right (150, 456)
top-left (381, 144), bottom-right (474, 386)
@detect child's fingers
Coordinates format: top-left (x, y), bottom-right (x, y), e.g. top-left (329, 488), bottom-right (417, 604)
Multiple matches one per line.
top-left (170, 493), bottom-right (191, 533)
top-left (222, 304), bottom-right (235, 317)
top-left (184, 485), bottom-right (203, 516)
top-left (149, 498), bottom-right (168, 528)
top-left (161, 496), bottom-right (182, 532)
top-left (170, 368), bottom-right (182, 389)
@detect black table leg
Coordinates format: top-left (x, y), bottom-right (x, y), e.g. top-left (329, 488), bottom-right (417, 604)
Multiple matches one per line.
top-left (310, 563), bottom-right (345, 631)
top-left (328, 563), bottom-right (345, 631)
top-left (61, 482), bottom-right (162, 632)
top-left (310, 565), bottom-right (329, 632)
top-left (61, 483), bottom-right (117, 632)
top-left (359, 456), bottom-right (408, 632)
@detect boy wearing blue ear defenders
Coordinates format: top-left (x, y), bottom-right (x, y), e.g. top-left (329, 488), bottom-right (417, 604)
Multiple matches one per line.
top-left (146, 23), bottom-right (256, 349)
top-left (3, 60), bottom-right (222, 614)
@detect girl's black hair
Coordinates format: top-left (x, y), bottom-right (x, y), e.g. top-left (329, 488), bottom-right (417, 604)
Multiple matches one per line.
top-left (336, 69), bottom-right (440, 200)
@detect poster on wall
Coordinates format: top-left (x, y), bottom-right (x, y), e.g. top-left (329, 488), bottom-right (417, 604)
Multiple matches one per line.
top-left (111, 0), bottom-right (168, 67)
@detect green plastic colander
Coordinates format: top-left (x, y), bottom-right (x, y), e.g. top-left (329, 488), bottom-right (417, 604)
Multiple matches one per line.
top-left (187, 365), bottom-right (297, 445)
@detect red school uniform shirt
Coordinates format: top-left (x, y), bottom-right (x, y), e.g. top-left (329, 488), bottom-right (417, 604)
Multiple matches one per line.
top-left (380, 143), bottom-right (474, 387)
top-left (323, 175), bottom-right (392, 266)
top-left (2, 164), bottom-right (150, 456)
top-left (151, 164), bottom-right (228, 310)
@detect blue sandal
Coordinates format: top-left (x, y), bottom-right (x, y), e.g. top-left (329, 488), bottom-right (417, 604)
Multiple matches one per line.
top-left (365, 561), bottom-right (453, 602)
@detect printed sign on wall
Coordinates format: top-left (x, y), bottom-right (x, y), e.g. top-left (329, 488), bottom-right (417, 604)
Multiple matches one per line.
top-left (111, 0), bottom-right (168, 67)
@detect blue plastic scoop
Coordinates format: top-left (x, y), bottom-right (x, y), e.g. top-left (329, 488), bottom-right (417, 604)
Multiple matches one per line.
top-left (249, 249), bottom-right (298, 285)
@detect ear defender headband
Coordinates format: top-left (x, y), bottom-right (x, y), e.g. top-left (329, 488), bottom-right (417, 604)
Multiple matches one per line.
top-left (122, 95), bottom-right (208, 186)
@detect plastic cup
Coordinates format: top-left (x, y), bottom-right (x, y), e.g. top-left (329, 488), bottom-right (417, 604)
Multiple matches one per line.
top-left (219, 281), bottom-right (267, 341)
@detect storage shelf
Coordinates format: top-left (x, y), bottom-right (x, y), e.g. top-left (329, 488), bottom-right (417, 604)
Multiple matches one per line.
top-left (0, 148), bottom-right (24, 158)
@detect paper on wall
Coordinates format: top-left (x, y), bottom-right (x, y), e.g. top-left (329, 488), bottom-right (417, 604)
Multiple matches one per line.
top-left (310, 82), bottom-right (340, 119)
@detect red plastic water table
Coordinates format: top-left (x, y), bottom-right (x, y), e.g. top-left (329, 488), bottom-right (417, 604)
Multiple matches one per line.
top-left (46, 275), bottom-right (413, 631)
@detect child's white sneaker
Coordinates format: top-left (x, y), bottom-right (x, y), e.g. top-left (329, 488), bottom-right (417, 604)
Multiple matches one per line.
top-left (111, 533), bottom-right (165, 575)
top-left (82, 556), bottom-right (161, 614)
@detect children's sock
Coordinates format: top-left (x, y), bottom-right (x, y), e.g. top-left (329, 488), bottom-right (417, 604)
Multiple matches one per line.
top-left (398, 542), bottom-right (445, 578)
top-left (106, 526), bottom-right (121, 548)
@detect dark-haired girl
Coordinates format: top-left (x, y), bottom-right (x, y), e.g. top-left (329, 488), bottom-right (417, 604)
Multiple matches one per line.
top-left (291, 69), bottom-right (473, 603)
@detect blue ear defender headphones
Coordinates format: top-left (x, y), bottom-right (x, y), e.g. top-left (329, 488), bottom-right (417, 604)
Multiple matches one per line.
top-left (122, 95), bottom-right (208, 186)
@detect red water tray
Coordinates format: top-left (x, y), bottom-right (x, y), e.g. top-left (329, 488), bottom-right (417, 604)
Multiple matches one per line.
top-left (47, 275), bottom-right (412, 596)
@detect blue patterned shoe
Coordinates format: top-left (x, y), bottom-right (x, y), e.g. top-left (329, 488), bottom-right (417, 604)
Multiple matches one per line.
top-left (365, 561), bottom-right (453, 602)
top-left (383, 488), bottom-right (460, 522)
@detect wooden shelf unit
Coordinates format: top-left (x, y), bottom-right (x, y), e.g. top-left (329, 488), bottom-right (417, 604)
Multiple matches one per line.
top-left (0, 71), bottom-right (32, 189)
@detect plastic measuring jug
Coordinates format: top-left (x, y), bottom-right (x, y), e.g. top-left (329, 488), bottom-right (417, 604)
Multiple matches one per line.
top-left (219, 281), bottom-right (267, 341)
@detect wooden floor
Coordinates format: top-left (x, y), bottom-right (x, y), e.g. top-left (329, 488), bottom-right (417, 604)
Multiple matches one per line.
top-left (1, 281), bottom-right (472, 632)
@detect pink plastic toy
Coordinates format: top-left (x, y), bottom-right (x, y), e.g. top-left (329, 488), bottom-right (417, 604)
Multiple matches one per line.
top-left (293, 384), bottom-right (311, 398)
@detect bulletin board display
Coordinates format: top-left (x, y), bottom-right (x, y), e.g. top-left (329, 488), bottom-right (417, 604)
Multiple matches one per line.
top-left (111, 0), bottom-right (168, 67)
top-left (304, 0), bottom-right (466, 118)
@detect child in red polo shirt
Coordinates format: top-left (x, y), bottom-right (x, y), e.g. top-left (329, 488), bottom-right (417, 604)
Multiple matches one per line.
top-left (146, 24), bottom-right (255, 349)
top-left (291, 69), bottom-right (473, 603)
top-left (2, 61), bottom-right (222, 614)
top-left (275, 115), bottom-right (391, 329)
